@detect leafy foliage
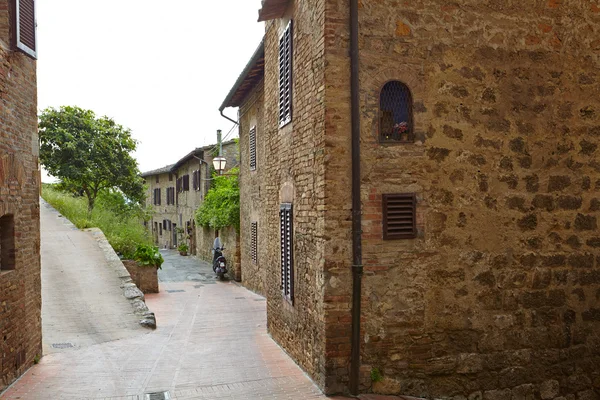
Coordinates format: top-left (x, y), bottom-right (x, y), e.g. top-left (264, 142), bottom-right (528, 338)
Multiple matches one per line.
top-left (42, 184), bottom-right (151, 258)
top-left (177, 243), bottom-right (189, 253)
top-left (133, 244), bottom-right (164, 269)
top-left (39, 106), bottom-right (145, 215)
top-left (195, 167), bottom-right (240, 231)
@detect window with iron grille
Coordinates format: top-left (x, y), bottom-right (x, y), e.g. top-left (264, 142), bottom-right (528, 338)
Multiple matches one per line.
top-left (11, 0), bottom-right (37, 59)
top-left (279, 204), bottom-right (294, 303)
top-left (249, 126), bottom-right (257, 171)
top-left (183, 175), bottom-right (190, 191)
top-left (0, 214), bottom-right (15, 271)
top-left (251, 222), bottom-right (258, 264)
top-left (382, 193), bottom-right (417, 240)
top-left (278, 21), bottom-right (293, 127)
top-left (379, 81), bottom-right (414, 143)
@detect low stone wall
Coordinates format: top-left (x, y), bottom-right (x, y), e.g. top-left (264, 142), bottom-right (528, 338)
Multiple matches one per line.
top-left (122, 261), bottom-right (159, 294)
top-left (195, 225), bottom-right (240, 281)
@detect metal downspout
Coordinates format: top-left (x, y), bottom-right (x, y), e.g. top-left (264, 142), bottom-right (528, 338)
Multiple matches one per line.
top-left (349, 0), bottom-right (362, 395)
top-left (220, 109), bottom-right (239, 126)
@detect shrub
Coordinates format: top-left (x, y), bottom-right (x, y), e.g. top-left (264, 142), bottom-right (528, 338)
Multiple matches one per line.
top-left (133, 244), bottom-right (164, 269)
top-left (177, 243), bottom-right (189, 253)
top-left (195, 167), bottom-right (240, 231)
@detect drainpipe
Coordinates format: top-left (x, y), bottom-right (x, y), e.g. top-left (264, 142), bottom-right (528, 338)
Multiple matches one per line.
top-left (220, 109), bottom-right (239, 126)
top-left (349, 0), bottom-right (362, 395)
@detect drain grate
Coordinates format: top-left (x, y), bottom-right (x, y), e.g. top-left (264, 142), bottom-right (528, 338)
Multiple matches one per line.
top-left (52, 343), bottom-right (74, 349)
top-left (145, 392), bottom-right (171, 400)
top-left (166, 290), bottom-right (185, 293)
top-left (254, 298), bottom-right (266, 302)
top-left (235, 297), bottom-right (246, 299)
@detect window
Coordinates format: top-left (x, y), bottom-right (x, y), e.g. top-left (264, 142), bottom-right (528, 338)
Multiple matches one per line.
top-left (176, 177), bottom-right (182, 193)
top-left (167, 220), bottom-right (172, 231)
top-left (169, 173), bottom-right (173, 182)
top-left (192, 170), bottom-right (200, 191)
top-left (249, 126), bottom-right (257, 171)
top-left (163, 220), bottom-right (167, 230)
top-left (153, 188), bottom-right (161, 206)
top-left (382, 193), bottom-right (417, 240)
top-left (11, 0), bottom-right (37, 59)
top-left (279, 204), bottom-right (294, 303)
top-left (156, 175), bottom-right (160, 184)
top-left (379, 81), bottom-right (414, 143)
top-left (159, 222), bottom-right (163, 236)
top-left (251, 222), bottom-right (258, 264)
top-left (183, 175), bottom-right (190, 191)
top-left (279, 21), bottom-right (293, 127)
top-left (0, 215), bottom-right (15, 271)
top-left (166, 187), bottom-right (175, 205)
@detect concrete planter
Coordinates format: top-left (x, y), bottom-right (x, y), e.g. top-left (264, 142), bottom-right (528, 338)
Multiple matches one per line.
top-left (122, 260), bottom-right (159, 294)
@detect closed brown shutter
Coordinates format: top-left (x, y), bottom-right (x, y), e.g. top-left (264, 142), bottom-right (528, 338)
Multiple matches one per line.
top-left (12, 0), bottom-right (37, 59)
top-left (183, 175), bottom-right (190, 191)
top-left (278, 21), bottom-right (293, 127)
top-left (251, 222), bottom-right (258, 264)
top-left (249, 127), bottom-right (257, 171)
top-left (382, 193), bottom-right (417, 240)
top-left (279, 204), bottom-right (293, 303)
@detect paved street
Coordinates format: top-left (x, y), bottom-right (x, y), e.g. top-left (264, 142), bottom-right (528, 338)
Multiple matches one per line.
top-left (0, 203), bottom-right (326, 399)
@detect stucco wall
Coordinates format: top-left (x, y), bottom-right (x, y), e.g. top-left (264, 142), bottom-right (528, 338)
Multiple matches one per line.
top-left (0, 1), bottom-right (42, 391)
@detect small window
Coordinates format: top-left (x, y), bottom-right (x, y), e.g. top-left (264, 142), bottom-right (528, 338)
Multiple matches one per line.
top-left (156, 175), bottom-right (160, 184)
top-left (382, 193), bottom-right (417, 240)
top-left (12, 0), bottom-right (37, 59)
top-left (279, 204), bottom-right (294, 303)
top-left (279, 21), bottom-right (293, 127)
top-left (183, 175), bottom-right (190, 191)
top-left (176, 177), bottom-right (182, 193)
top-left (163, 220), bottom-right (167, 230)
top-left (249, 126), bottom-right (257, 171)
top-left (159, 222), bottom-right (163, 236)
top-left (379, 81), bottom-right (414, 143)
top-left (0, 215), bottom-right (16, 271)
top-left (251, 222), bottom-right (258, 264)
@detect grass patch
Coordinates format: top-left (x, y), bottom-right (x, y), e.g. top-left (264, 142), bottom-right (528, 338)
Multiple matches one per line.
top-left (42, 184), bottom-right (151, 258)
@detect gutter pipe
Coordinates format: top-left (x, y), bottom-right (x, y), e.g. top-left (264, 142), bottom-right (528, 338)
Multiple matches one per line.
top-left (349, 0), bottom-right (363, 395)
top-left (220, 109), bottom-right (239, 126)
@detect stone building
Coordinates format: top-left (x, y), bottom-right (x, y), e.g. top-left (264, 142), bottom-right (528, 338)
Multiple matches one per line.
top-left (0, 0), bottom-right (42, 392)
top-left (221, 0), bottom-right (600, 398)
top-left (141, 141), bottom-right (239, 265)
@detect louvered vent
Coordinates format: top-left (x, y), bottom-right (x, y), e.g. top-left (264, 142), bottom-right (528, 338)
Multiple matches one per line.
top-left (251, 222), bottom-right (258, 264)
top-left (249, 127), bottom-right (257, 171)
top-left (13, 0), bottom-right (37, 59)
top-left (279, 204), bottom-right (293, 302)
top-left (278, 21), bottom-right (293, 127)
top-left (382, 193), bottom-right (417, 240)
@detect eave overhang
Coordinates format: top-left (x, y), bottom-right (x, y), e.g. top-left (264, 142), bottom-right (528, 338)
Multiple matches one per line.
top-left (257, 0), bottom-right (291, 22)
top-left (219, 39), bottom-right (265, 111)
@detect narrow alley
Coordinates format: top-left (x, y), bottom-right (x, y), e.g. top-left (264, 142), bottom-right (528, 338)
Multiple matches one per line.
top-left (0, 203), bottom-right (327, 399)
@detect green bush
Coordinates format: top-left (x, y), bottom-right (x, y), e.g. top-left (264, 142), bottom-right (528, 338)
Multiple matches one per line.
top-left (42, 184), bottom-right (151, 258)
top-left (177, 243), bottom-right (189, 253)
top-left (195, 167), bottom-right (240, 231)
top-left (133, 244), bottom-right (164, 269)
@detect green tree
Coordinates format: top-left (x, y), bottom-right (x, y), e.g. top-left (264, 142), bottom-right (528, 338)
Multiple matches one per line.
top-left (39, 106), bottom-right (145, 215)
top-left (195, 167), bottom-right (240, 231)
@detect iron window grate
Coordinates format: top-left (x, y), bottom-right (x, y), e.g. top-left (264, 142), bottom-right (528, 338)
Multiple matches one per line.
top-left (249, 126), bottom-right (257, 171)
top-left (383, 193), bottom-right (417, 240)
top-left (279, 204), bottom-right (294, 302)
top-left (279, 21), bottom-right (293, 127)
top-left (251, 222), bottom-right (258, 264)
top-left (379, 81), bottom-right (414, 143)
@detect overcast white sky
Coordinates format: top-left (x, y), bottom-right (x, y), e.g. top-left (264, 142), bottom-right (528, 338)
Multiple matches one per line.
top-left (37, 0), bottom-right (264, 180)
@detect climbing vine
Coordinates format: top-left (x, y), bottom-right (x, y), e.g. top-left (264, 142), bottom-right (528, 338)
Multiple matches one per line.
top-left (195, 167), bottom-right (240, 231)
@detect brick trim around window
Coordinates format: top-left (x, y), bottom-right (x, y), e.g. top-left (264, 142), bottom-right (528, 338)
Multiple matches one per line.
top-left (382, 193), bottom-right (417, 240)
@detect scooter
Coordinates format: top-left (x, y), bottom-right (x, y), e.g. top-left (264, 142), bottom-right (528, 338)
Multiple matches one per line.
top-left (212, 237), bottom-right (228, 280)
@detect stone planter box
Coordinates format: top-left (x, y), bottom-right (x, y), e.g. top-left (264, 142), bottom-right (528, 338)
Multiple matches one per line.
top-left (122, 260), bottom-right (159, 294)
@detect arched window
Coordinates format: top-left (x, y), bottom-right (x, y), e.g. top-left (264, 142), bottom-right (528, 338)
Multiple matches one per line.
top-left (379, 81), bottom-right (414, 143)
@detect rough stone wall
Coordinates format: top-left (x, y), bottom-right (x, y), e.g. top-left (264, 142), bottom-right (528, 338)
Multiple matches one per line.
top-left (322, 0), bottom-right (600, 398)
top-left (122, 260), bottom-right (158, 294)
top-left (146, 171), bottom-right (178, 249)
top-left (261, 0), bottom-right (329, 390)
top-left (195, 225), bottom-right (240, 280)
top-left (238, 81), bottom-right (267, 295)
top-left (174, 157), bottom-right (204, 253)
top-left (0, 1), bottom-right (42, 391)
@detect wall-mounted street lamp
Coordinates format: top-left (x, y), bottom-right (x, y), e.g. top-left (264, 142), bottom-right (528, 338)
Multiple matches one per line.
top-left (212, 156), bottom-right (227, 174)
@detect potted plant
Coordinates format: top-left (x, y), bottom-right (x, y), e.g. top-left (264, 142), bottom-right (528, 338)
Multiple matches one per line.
top-left (122, 244), bottom-right (164, 294)
top-left (178, 243), bottom-right (189, 256)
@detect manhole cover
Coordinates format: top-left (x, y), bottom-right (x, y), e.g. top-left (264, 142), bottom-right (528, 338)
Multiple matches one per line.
top-left (193, 285), bottom-right (203, 288)
top-left (166, 290), bottom-right (185, 293)
top-left (52, 343), bottom-right (74, 349)
top-left (145, 392), bottom-right (171, 400)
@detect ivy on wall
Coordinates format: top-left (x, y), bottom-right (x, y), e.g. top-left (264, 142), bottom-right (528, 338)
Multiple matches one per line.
top-left (195, 167), bottom-right (240, 232)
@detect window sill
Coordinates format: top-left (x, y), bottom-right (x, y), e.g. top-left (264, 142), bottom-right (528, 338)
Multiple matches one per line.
top-left (0, 269), bottom-right (16, 277)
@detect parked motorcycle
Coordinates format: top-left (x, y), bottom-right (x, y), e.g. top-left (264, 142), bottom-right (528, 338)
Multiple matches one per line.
top-left (212, 237), bottom-right (228, 280)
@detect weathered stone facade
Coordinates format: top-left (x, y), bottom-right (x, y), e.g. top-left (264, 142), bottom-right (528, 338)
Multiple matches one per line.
top-left (0, 0), bottom-right (42, 392)
top-left (227, 0), bottom-right (600, 398)
top-left (142, 141), bottom-right (239, 265)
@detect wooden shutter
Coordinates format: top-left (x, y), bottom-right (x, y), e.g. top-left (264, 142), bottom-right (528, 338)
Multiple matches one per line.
top-left (158, 188), bottom-right (161, 205)
top-left (279, 204), bottom-right (293, 302)
top-left (278, 21), bottom-right (293, 127)
top-left (163, 220), bottom-right (167, 230)
top-left (12, 0), bottom-right (37, 59)
top-left (251, 222), bottom-right (258, 264)
top-left (249, 127), bottom-right (257, 171)
top-left (183, 175), bottom-right (190, 191)
top-left (382, 193), bottom-right (417, 240)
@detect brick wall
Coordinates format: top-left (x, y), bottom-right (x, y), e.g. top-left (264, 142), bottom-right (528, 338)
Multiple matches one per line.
top-left (0, 0), bottom-right (42, 391)
top-left (322, 0), bottom-right (600, 398)
top-left (261, 0), bottom-right (329, 390)
top-left (239, 81), bottom-right (267, 295)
